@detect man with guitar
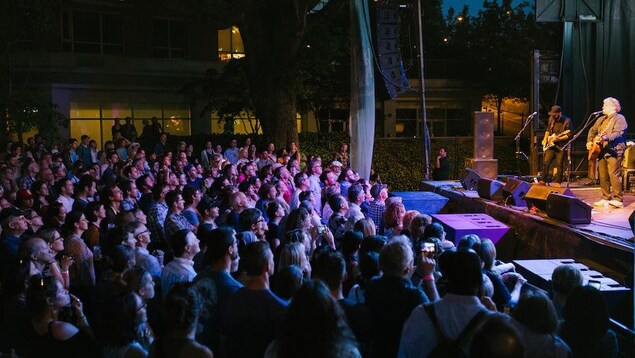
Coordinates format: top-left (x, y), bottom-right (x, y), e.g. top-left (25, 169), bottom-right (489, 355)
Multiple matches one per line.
top-left (586, 97), bottom-right (628, 208)
top-left (541, 105), bottom-right (571, 185)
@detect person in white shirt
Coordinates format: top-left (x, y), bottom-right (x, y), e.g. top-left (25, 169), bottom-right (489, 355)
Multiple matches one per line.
top-left (161, 229), bottom-right (200, 300)
top-left (55, 178), bottom-right (75, 213)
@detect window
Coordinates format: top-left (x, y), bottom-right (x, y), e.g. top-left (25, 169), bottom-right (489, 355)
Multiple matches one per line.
top-left (217, 26), bottom-right (245, 62)
top-left (153, 18), bottom-right (185, 58)
top-left (70, 102), bottom-right (190, 149)
top-left (317, 109), bottom-right (348, 133)
top-left (62, 10), bottom-right (123, 55)
top-left (395, 108), bottom-right (418, 137)
top-left (211, 111), bottom-right (262, 135)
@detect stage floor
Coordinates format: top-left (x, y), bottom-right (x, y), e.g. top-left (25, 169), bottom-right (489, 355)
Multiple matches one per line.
top-left (428, 179), bottom-right (635, 246)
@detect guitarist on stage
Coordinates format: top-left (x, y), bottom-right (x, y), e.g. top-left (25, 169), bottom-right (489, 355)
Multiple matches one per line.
top-left (541, 105), bottom-right (571, 185)
top-left (586, 97), bottom-right (628, 208)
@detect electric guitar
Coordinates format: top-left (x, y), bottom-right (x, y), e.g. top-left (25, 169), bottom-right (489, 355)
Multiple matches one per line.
top-left (542, 130), bottom-right (570, 151)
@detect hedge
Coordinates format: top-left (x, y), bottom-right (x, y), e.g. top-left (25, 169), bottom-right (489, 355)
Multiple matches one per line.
top-left (170, 132), bottom-right (529, 191)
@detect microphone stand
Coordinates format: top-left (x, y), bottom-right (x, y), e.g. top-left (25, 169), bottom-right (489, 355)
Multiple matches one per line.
top-left (557, 112), bottom-right (603, 187)
top-left (514, 113), bottom-right (534, 177)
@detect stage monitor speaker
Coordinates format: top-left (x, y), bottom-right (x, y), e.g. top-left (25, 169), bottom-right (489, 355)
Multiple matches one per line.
top-left (623, 145), bottom-right (635, 169)
top-left (469, 158), bottom-right (498, 180)
top-left (546, 193), bottom-right (592, 224)
top-left (461, 168), bottom-right (481, 191)
top-left (525, 186), bottom-right (574, 212)
top-left (477, 178), bottom-right (505, 200)
top-left (474, 112), bottom-right (494, 159)
top-left (502, 178), bottom-right (530, 207)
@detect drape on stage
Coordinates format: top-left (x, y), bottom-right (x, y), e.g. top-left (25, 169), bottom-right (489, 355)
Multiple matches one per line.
top-left (349, 0), bottom-right (375, 181)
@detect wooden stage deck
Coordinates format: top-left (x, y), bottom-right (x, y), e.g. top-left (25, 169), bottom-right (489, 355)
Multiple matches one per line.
top-left (418, 179), bottom-right (634, 279)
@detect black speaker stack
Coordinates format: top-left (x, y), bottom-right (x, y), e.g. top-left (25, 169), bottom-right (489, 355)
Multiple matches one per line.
top-left (461, 169), bottom-right (592, 224)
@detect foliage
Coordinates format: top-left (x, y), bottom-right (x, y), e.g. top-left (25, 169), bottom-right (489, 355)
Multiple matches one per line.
top-left (4, 93), bottom-right (69, 145)
top-left (197, 59), bottom-right (259, 135)
top-left (170, 132), bottom-right (524, 191)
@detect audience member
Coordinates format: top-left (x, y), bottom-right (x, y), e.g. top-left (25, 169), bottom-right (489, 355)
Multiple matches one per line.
top-left (149, 282), bottom-right (213, 357)
top-left (398, 249), bottom-right (493, 357)
top-left (511, 289), bottom-right (571, 357)
top-left (220, 241), bottom-right (287, 358)
top-left (365, 238), bottom-right (436, 358)
top-left (160, 229), bottom-right (199, 300)
top-left (265, 280), bottom-right (360, 358)
top-left (550, 264), bottom-right (583, 320)
top-left (560, 285), bottom-right (618, 357)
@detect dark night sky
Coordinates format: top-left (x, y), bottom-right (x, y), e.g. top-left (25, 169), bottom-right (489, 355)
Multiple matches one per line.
top-left (442, 0), bottom-right (528, 15)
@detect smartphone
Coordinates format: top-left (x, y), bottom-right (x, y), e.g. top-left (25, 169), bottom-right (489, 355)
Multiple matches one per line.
top-left (421, 242), bottom-right (436, 253)
top-left (588, 280), bottom-right (601, 290)
top-left (317, 225), bottom-right (326, 234)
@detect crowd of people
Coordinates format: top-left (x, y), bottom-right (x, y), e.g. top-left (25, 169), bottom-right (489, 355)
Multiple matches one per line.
top-left (0, 127), bottom-right (619, 357)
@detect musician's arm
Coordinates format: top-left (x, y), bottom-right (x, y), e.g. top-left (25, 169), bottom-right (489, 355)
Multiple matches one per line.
top-left (587, 121), bottom-right (599, 143)
top-left (559, 118), bottom-right (571, 141)
top-left (605, 114), bottom-right (628, 141)
top-left (542, 131), bottom-right (550, 145)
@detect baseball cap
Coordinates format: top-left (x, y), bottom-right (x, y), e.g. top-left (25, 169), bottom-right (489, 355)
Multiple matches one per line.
top-left (0, 207), bottom-right (25, 226)
top-left (548, 105), bottom-right (562, 116)
top-left (330, 161), bottom-right (343, 168)
top-left (197, 195), bottom-right (221, 213)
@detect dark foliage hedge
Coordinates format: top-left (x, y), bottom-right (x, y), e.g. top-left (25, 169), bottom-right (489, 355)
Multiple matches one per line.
top-left (170, 132), bottom-right (527, 191)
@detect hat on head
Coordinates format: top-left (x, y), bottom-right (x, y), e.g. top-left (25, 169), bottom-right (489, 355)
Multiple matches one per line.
top-left (0, 207), bottom-right (25, 226)
top-left (197, 195), bottom-right (221, 213)
top-left (370, 183), bottom-right (387, 199)
top-left (16, 189), bottom-right (33, 201)
top-left (330, 161), bottom-right (343, 168)
top-left (548, 105), bottom-right (562, 116)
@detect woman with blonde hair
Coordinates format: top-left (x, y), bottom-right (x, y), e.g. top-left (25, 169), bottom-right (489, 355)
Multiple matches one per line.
top-left (383, 201), bottom-right (406, 238)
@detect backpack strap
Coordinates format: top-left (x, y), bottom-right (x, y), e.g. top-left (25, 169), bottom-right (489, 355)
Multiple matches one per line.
top-left (456, 309), bottom-right (489, 343)
top-left (423, 303), bottom-right (450, 344)
top-left (423, 304), bottom-right (489, 345)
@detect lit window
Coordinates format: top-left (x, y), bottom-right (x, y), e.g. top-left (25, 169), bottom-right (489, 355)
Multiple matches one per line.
top-left (217, 26), bottom-right (245, 62)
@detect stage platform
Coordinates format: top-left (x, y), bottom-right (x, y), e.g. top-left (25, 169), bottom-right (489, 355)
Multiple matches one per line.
top-left (418, 179), bottom-right (634, 280)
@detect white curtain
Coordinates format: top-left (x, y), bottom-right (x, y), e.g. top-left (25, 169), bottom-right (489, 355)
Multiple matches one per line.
top-left (349, 0), bottom-right (375, 180)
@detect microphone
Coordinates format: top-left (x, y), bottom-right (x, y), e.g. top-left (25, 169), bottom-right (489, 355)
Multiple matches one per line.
top-left (528, 111), bottom-right (538, 118)
top-left (591, 110), bottom-right (603, 115)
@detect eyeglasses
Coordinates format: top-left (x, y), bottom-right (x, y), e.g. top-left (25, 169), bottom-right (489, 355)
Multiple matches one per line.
top-left (135, 230), bottom-right (150, 239)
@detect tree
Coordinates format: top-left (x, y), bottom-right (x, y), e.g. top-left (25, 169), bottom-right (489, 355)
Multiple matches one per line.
top-left (442, 0), bottom-right (559, 132)
top-left (167, 0), bottom-right (343, 148)
top-left (198, 59), bottom-right (259, 135)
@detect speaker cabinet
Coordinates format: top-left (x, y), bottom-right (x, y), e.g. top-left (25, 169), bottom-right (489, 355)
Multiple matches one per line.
top-left (474, 112), bottom-right (494, 159)
top-left (623, 146), bottom-right (635, 169)
top-left (376, 4), bottom-right (408, 99)
top-left (546, 194), bottom-right (592, 224)
top-left (477, 178), bottom-right (505, 200)
top-left (468, 159), bottom-right (498, 180)
top-left (461, 168), bottom-right (481, 191)
top-left (525, 186), bottom-right (574, 212)
top-left (502, 178), bottom-right (530, 207)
